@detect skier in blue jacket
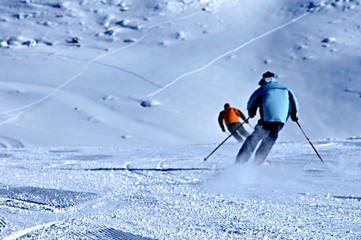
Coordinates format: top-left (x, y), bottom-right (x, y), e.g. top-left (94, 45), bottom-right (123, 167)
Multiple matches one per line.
top-left (236, 71), bottom-right (298, 164)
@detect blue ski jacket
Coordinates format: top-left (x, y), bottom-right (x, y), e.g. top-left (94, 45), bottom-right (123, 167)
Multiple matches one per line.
top-left (247, 78), bottom-right (298, 123)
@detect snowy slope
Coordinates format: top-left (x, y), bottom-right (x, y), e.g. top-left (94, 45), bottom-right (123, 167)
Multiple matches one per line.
top-left (1, 140), bottom-right (361, 239)
top-left (0, 1), bottom-right (361, 239)
top-left (0, 0), bottom-right (360, 147)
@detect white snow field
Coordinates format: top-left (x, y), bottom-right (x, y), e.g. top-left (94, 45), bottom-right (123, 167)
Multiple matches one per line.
top-left (1, 140), bottom-right (361, 239)
top-left (0, 0), bottom-right (361, 239)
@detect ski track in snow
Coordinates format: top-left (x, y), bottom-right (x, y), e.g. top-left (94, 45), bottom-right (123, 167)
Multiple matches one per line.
top-left (4, 221), bottom-right (59, 240)
top-left (0, 113), bottom-right (21, 127)
top-left (146, 11), bottom-right (311, 98)
top-left (0, 1), bottom-right (309, 122)
top-left (58, 54), bottom-right (163, 89)
top-left (0, 3), bottom-right (221, 123)
top-left (1, 1), bottom-right (361, 237)
top-left (0, 72), bottom-right (82, 115)
top-left (1, 141), bottom-right (361, 239)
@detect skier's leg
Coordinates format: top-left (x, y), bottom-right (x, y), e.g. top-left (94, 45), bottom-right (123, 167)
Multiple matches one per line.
top-left (237, 126), bottom-right (250, 138)
top-left (254, 136), bottom-right (276, 164)
top-left (233, 133), bottom-right (244, 142)
top-left (235, 125), bottom-right (267, 163)
top-left (227, 123), bottom-right (244, 142)
top-left (254, 123), bottom-right (284, 164)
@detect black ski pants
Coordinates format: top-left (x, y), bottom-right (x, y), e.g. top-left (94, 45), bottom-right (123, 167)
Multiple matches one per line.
top-left (235, 122), bottom-right (284, 164)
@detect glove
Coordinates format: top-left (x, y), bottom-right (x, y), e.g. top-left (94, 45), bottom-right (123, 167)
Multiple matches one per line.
top-left (291, 115), bottom-right (298, 122)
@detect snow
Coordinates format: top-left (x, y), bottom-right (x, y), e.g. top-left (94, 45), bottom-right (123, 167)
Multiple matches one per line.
top-left (0, 0), bottom-right (361, 239)
top-left (1, 141), bottom-right (361, 239)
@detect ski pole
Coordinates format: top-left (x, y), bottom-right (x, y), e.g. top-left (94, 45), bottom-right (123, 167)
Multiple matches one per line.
top-left (296, 120), bottom-right (325, 164)
top-left (204, 117), bottom-right (250, 161)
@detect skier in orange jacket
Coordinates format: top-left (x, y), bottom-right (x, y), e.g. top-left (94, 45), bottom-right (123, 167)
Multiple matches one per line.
top-left (218, 103), bottom-right (250, 142)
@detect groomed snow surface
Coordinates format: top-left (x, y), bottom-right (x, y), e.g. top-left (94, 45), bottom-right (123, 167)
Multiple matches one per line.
top-left (1, 140), bottom-right (361, 239)
top-left (1, 0), bottom-right (361, 239)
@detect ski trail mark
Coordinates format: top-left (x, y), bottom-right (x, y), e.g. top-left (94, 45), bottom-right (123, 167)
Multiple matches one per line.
top-left (0, 112), bottom-right (21, 126)
top-left (147, 12), bottom-right (310, 98)
top-left (59, 54), bottom-right (162, 88)
top-left (0, 3), bottom-right (225, 123)
top-left (0, 72), bottom-right (82, 115)
top-left (157, 159), bottom-right (167, 169)
top-left (4, 221), bottom-right (58, 240)
top-left (124, 162), bottom-right (145, 181)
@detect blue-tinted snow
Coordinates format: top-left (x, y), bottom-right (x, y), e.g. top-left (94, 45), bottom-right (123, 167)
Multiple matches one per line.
top-left (0, 0), bottom-right (361, 239)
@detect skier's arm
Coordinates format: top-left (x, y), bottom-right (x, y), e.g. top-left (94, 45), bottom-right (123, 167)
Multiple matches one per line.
top-left (289, 91), bottom-right (299, 121)
top-left (218, 113), bottom-right (225, 131)
top-left (236, 109), bottom-right (248, 123)
top-left (247, 89), bottom-right (262, 119)
top-left (248, 95), bottom-right (260, 119)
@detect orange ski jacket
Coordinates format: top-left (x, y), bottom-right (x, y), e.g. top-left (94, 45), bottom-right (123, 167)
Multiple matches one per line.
top-left (218, 107), bottom-right (247, 130)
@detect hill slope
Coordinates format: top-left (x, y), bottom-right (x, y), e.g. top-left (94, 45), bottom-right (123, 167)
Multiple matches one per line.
top-left (0, 0), bottom-right (360, 147)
